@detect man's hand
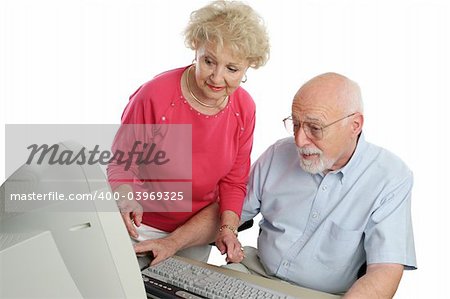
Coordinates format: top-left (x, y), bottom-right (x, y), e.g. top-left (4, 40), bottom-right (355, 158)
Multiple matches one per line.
top-left (216, 229), bottom-right (245, 263)
top-left (134, 237), bottom-right (180, 266)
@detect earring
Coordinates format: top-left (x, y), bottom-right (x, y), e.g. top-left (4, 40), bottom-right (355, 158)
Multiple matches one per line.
top-left (241, 73), bottom-right (248, 83)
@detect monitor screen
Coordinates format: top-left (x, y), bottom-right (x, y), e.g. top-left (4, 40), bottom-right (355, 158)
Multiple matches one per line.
top-left (0, 141), bottom-right (146, 298)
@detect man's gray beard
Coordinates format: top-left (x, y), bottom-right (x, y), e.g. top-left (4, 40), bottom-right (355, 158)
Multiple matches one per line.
top-left (297, 147), bottom-right (334, 174)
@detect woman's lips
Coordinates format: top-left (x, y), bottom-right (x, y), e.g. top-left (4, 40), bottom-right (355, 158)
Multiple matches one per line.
top-left (207, 83), bottom-right (225, 92)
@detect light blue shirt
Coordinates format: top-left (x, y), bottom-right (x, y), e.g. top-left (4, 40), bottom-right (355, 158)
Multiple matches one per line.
top-left (241, 135), bottom-right (417, 294)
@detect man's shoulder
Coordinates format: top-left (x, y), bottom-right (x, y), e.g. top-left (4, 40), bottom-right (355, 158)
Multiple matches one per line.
top-left (272, 137), bottom-right (296, 151)
top-left (263, 137), bottom-right (296, 157)
top-left (255, 137), bottom-right (297, 168)
top-left (363, 140), bottom-right (412, 181)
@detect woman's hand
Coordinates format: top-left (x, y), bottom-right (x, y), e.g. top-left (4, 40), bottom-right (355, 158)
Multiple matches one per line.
top-left (115, 185), bottom-right (143, 239)
top-left (217, 210), bottom-right (244, 263)
top-left (216, 228), bottom-right (245, 263)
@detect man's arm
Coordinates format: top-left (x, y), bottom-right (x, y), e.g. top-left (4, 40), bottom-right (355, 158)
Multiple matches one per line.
top-left (134, 203), bottom-right (220, 265)
top-left (343, 263), bottom-right (404, 298)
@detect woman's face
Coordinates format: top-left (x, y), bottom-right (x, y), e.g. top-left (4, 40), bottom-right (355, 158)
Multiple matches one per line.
top-left (192, 43), bottom-right (249, 102)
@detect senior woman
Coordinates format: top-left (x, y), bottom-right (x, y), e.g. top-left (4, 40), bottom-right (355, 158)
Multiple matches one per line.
top-left (108, 0), bottom-right (269, 265)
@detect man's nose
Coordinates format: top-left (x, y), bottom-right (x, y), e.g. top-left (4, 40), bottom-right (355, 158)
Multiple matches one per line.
top-left (295, 126), bottom-right (311, 148)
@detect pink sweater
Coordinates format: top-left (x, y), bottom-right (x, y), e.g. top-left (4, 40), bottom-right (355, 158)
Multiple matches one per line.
top-left (108, 66), bottom-right (255, 232)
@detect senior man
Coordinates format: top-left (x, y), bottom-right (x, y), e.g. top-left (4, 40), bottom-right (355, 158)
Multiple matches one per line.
top-left (222, 72), bottom-right (417, 298)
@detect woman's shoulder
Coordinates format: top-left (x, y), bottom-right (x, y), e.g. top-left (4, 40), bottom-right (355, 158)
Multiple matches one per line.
top-left (139, 66), bottom-right (185, 92)
top-left (231, 86), bottom-right (256, 115)
top-left (127, 66), bottom-right (186, 106)
top-left (153, 66), bottom-right (186, 81)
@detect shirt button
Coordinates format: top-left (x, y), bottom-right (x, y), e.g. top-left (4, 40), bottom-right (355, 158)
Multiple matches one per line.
top-left (312, 212), bottom-right (319, 218)
top-left (322, 185), bottom-right (327, 191)
top-left (161, 116), bottom-right (166, 121)
top-left (171, 102), bottom-right (175, 107)
top-left (235, 112), bottom-right (240, 116)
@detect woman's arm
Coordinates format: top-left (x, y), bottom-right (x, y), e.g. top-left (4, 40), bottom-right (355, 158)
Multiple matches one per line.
top-left (216, 210), bottom-right (244, 263)
top-left (134, 203), bottom-right (221, 265)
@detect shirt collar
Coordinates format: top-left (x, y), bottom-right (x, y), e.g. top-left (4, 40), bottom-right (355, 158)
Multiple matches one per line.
top-left (308, 134), bottom-right (368, 182)
top-left (337, 133), bottom-right (368, 183)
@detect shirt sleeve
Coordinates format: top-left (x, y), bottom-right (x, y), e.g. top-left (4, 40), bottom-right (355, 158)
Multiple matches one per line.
top-left (240, 143), bottom-right (276, 223)
top-left (364, 170), bottom-right (417, 269)
top-left (218, 108), bottom-right (256, 217)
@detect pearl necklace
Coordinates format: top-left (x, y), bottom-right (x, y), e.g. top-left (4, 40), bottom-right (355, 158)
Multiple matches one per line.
top-left (185, 65), bottom-right (228, 109)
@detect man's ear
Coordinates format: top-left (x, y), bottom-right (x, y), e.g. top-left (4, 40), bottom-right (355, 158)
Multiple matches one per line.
top-left (352, 113), bottom-right (364, 136)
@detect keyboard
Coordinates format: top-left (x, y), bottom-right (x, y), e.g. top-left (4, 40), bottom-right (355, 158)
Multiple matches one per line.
top-left (141, 256), bottom-right (296, 299)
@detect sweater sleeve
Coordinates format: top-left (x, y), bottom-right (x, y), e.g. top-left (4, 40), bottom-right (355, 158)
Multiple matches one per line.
top-left (107, 84), bottom-right (155, 191)
top-left (218, 96), bottom-right (256, 217)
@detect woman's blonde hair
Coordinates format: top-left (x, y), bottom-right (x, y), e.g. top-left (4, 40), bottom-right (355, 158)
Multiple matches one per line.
top-left (184, 0), bottom-right (270, 69)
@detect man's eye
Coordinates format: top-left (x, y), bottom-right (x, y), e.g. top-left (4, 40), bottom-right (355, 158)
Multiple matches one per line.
top-left (308, 124), bottom-right (322, 131)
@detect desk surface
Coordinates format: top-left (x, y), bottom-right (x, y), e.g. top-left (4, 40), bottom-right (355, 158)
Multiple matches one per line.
top-left (173, 256), bottom-right (341, 299)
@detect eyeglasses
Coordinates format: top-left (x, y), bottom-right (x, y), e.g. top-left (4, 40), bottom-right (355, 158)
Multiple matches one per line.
top-left (282, 113), bottom-right (356, 140)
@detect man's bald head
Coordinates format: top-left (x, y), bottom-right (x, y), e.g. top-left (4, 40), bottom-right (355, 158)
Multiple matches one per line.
top-left (293, 72), bottom-right (363, 117)
top-left (291, 72), bottom-right (364, 174)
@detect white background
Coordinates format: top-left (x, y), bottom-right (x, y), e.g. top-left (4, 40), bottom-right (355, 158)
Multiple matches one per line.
top-left (1, 0), bottom-right (449, 297)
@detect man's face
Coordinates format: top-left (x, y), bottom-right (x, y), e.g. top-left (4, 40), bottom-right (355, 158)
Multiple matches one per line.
top-left (292, 92), bottom-right (355, 174)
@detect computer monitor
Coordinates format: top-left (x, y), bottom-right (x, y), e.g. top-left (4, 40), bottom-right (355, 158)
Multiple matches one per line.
top-left (0, 141), bottom-right (146, 298)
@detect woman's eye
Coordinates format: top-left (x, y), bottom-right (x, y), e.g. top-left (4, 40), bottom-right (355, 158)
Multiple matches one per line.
top-left (227, 67), bottom-right (238, 73)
